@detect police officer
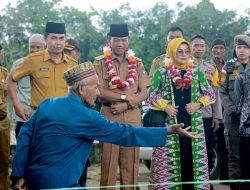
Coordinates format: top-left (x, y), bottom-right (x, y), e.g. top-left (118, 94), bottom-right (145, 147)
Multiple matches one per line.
top-left (0, 44), bottom-right (10, 190)
top-left (94, 24), bottom-right (150, 189)
top-left (219, 34), bottom-right (250, 190)
top-left (7, 22), bottom-right (77, 121)
top-left (191, 35), bottom-right (222, 183)
top-left (149, 26), bottom-right (184, 77)
top-left (208, 39), bottom-right (229, 182)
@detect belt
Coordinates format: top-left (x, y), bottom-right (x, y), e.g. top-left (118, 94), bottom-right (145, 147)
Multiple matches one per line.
top-left (102, 102), bottom-right (112, 107)
top-left (0, 115), bottom-right (7, 121)
top-left (30, 106), bottom-right (37, 110)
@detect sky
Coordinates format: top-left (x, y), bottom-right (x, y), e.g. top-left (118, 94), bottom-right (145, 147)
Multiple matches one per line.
top-left (0, 0), bottom-right (249, 14)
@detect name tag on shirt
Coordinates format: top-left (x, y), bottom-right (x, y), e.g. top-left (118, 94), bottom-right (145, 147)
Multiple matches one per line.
top-left (40, 68), bottom-right (49, 71)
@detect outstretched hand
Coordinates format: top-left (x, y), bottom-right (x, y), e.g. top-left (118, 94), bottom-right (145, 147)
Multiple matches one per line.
top-left (167, 123), bottom-right (197, 138)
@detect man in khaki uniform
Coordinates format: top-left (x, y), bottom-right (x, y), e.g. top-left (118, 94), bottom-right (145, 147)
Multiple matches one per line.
top-left (11, 34), bottom-right (46, 137)
top-left (219, 34), bottom-right (250, 190)
top-left (191, 35), bottom-right (222, 181)
top-left (94, 24), bottom-right (150, 189)
top-left (208, 39), bottom-right (229, 181)
top-left (149, 26), bottom-right (183, 77)
top-left (7, 22), bottom-right (77, 121)
top-left (0, 44), bottom-right (10, 190)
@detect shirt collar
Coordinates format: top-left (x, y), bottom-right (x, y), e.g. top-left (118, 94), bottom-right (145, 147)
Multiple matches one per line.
top-left (43, 49), bottom-right (70, 64)
top-left (111, 53), bottom-right (128, 63)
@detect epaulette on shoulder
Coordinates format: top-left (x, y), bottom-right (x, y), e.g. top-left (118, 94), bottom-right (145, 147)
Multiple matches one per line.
top-left (95, 55), bottom-right (104, 61)
top-left (135, 57), bottom-right (142, 62)
top-left (92, 62), bottom-right (100, 67)
top-left (27, 50), bottom-right (44, 58)
top-left (153, 54), bottom-right (165, 62)
top-left (0, 66), bottom-right (8, 73)
top-left (65, 54), bottom-right (77, 62)
top-left (226, 58), bottom-right (237, 65)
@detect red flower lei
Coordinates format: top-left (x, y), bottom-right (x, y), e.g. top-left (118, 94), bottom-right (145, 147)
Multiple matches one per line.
top-left (165, 57), bottom-right (194, 90)
top-left (103, 46), bottom-right (137, 91)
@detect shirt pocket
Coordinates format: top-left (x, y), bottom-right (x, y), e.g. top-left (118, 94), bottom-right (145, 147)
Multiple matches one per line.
top-left (36, 71), bottom-right (50, 78)
top-left (102, 73), bottom-right (110, 88)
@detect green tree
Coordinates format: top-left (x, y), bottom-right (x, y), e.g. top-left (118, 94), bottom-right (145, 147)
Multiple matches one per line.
top-left (0, 0), bottom-right (61, 68)
top-left (175, 0), bottom-right (249, 59)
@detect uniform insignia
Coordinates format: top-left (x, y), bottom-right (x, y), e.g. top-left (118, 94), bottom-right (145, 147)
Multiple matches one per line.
top-left (220, 73), bottom-right (226, 83)
top-left (233, 69), bottom-right (239, 76)
top-left (135, 57), bottom-right (142, 62)
top-left (40, 68), bottom-right (49, 71)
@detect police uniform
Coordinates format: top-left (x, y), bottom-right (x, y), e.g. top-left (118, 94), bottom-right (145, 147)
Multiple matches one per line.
top-left (219, 58), bottom-right (250, 189)
top-left (195, 60), bottom-right (222, 177)
top-left (94, 54), bottom-right (150, 189)
top-left (208, 58), bottom-right (229, 181)
top-left (149, 54), bottom-right (165, 78)
top-left (11, 50), bottom-right (77, 108)
top-left (0, 66), bottom-right (10, 190)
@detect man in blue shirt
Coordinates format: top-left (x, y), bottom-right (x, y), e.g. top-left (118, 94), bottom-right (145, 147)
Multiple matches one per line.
top-left (11, 62), bottom-right (196, 190)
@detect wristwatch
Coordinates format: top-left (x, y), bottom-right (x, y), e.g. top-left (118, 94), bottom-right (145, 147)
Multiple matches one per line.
top-left (120, 94), bottom-right (127, 101)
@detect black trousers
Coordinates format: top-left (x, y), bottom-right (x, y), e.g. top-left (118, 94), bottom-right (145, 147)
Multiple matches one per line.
top-left (216, 123), bottom-right (229, 180)
top-left (240, 137), bottom-right (250, 190)
top-left (203, 118), bottom-right (216, 175)
top-left (15, 121), bottom-right (25, 138)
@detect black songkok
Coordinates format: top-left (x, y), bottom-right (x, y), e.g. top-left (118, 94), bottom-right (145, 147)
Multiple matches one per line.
top-left (108, 24), bottom-right (129, 37)
top-left (45, 22), bottom-right (66, 34)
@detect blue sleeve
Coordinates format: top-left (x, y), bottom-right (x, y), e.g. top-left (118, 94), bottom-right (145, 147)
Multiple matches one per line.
top-left (71, 110), bottom-right (168, 147)
top-left (11, 108), bottom-right (38, 177)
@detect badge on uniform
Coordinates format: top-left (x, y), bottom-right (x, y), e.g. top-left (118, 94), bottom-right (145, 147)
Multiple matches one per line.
top-left (233, 69), bottom-right (239, 76)
top-left (220, 73), bottom-right (226, 83)
top-left (40, 68), bottom-right (49, 71)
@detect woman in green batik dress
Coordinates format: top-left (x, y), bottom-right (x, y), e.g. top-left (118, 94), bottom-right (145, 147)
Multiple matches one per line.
top-left (146, 38), bottom-right (216, 190)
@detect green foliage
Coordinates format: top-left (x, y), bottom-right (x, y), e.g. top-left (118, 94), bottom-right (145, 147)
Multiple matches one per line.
top-left (0, 0), bottom-right (249, 70)
top-left (175, 0), bottom-right (249, 60)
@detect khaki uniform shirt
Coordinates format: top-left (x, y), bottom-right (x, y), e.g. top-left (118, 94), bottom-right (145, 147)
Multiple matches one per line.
top-left (149, 54), bottom-right (165, 78)
top-left (94, 54), bottom-right (150, 125)
top-left (0, 66), bottom-right (8, 116)
top-left (11, 50), bottom-right (77, 107)
top-left (196, 61), bottom-right (222, 119)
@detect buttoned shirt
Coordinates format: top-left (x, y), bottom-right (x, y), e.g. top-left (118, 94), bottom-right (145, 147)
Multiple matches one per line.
top-left (94, 54), bottom-right (150, 125)
top-left (11, 50), bottom-right (77, 107)
top-left (0, 66), bottom-right (8, 116)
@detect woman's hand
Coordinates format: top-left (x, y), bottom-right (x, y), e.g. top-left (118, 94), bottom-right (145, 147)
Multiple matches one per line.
top-left (165, 105), bottom-right (179, 118)
top-left (185, 102), bottom-right (201, 115)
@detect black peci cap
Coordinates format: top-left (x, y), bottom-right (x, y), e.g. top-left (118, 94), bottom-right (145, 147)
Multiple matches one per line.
top-left (108, 24), bottom-right (129, 37)
top-left (45, 22), bottom-right (66, 34)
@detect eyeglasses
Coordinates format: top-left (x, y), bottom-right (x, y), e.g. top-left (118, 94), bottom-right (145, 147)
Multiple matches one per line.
top-left (177, 49), bottom-right (191, 56)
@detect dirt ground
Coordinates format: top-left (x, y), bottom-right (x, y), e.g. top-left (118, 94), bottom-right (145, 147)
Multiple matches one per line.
top-left (86, 162), bottom-right (230, 190)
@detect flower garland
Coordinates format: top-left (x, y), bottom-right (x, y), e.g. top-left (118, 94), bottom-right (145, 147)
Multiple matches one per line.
top-left (103, 46), bottom-right (137, 91)
top-left (164, 57), bottom-right (194, 90)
